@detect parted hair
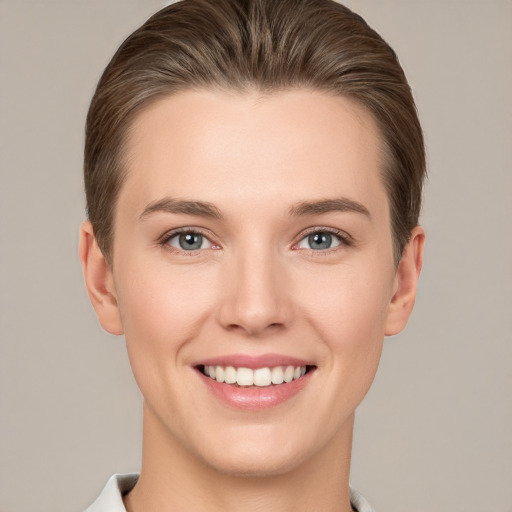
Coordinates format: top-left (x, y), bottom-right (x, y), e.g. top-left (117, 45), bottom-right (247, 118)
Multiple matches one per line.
top-left (85, 0), bottom-right (425, 264)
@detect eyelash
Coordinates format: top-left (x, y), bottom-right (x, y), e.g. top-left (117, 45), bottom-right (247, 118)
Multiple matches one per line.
top-left (158, 227), bottom-right (353, 255)
top-left (293, 227), bottom-right (354, 253)
top-left (159, 228), bottom-right (218, 255)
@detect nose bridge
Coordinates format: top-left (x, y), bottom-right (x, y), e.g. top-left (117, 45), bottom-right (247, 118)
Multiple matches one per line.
top-left (218, 242), bottom-right (292, 335)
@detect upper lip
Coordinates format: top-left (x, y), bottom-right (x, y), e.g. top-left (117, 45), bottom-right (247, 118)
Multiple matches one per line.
top-left (192, 353), bottom-right (314, 369)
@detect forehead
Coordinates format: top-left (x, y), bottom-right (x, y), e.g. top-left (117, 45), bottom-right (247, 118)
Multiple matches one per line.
top-left (121, 88), bottom-right (389, 220)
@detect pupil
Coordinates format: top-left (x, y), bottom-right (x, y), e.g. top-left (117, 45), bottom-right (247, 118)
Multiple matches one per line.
top-left (309, 232), bottom-right (331, 250)
top-left (179, 233), bottom-right (202, 250)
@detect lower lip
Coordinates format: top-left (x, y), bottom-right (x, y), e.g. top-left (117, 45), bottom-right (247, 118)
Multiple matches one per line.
top-left (197, 370), bottom-right (313, 410)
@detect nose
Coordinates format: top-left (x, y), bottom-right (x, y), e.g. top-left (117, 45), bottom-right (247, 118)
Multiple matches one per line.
top-left (216, 248), bottom-right (294, 336)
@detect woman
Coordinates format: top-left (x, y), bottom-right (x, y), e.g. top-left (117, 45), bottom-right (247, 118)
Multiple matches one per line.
top-left (80, 0), bottom-right (425, 510)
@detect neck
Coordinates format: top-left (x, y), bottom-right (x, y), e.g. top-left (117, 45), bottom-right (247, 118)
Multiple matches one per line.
top-left (124, 403), bottom-right (355, 512)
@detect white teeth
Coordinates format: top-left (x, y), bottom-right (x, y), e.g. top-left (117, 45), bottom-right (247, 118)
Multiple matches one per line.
top-left (215, 366), bottom-right (225, 383)
top-left (253, 367), bottom-right (272, 387)
top-left (271, 366), bottom-right (284, 385)
top-left (224, 366), bottom-right (237, 384)
top-left (283, 365), bottom-right (295, 383)
top-left (202, 364), bottom-right (308, 387)
top-left (236, 367), bottom-right (254, 386)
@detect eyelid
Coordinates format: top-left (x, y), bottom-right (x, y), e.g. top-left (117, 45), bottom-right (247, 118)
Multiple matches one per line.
top-left (159, 227), bottom-right (220, 253)
top-left (157, 226), bottom-right (353, 254)
top-left (292, 226), bottom-right (354, 250)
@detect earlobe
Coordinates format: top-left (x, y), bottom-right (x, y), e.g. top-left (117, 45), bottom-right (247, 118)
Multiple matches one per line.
top-left (385, 226), bottom-right (425, 336)
top-left (79, 221), bottom-right (124, 335)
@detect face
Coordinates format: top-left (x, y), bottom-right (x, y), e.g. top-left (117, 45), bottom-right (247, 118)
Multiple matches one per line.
top-left (84, 89), bottom-right (420, 477)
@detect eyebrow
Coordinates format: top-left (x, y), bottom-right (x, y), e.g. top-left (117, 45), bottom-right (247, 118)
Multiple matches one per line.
top-left (288, 198), bottom-right (371, 219)
top-left (139, 198), bottom-right (224, 221)
top-left (139, 196), bottom-right (370, 222)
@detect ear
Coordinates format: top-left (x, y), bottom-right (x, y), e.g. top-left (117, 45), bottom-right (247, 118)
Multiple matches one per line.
top-left (79, 221), bottom-right (124, 335)
top-left (385, 226), bottom-right (425, 336)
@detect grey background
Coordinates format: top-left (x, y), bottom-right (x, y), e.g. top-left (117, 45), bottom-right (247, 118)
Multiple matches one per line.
top-left (1, 1), bottom-right (511, 511)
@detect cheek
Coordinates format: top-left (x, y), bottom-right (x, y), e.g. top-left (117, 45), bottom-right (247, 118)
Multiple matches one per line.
top-left (299, 263), bottom-right (392, 338)
top-left (114, 259), bottom-right (218, 369)
top-left (112, 261), bottom-right (222, 428)
top-left (295, 261), bottom-right (392, 390)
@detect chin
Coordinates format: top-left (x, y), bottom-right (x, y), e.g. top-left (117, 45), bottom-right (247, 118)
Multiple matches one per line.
top-left (192, 424), bottom-right (322, 478)
top-left (203, 446), bottom-right (306, 478)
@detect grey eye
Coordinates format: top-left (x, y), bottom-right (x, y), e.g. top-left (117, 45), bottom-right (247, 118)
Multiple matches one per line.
top-left (168, 232), bottom-right (211, 251)
top-left (298, 231), bottom-right (341, 250)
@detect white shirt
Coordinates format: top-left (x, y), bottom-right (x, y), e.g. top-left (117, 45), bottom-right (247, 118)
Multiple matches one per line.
top-left (85, 473), bottom-right (376, 512)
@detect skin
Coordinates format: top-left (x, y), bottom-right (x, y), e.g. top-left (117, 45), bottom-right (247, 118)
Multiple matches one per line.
top-left (80, 89), bottom-right (424, 512)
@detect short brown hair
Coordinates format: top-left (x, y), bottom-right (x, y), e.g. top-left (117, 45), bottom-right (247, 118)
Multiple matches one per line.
top-left (85, 0), bottom-right (425, 264)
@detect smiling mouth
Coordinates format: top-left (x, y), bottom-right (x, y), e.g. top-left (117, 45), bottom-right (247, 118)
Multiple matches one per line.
top-left (199, 365), bottom-right (314, 387)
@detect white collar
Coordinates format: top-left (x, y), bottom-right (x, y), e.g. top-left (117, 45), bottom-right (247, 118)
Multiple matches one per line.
top-left (85, 473), bottom-right (138, 512)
